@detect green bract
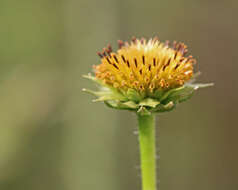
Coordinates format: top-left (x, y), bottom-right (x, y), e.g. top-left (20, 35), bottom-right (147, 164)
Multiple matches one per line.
top-left (83, 74), bottom-right (213, 116)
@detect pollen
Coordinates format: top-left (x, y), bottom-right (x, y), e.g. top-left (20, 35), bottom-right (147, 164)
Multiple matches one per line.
top-left (94, 37), bottom-right (195, 93)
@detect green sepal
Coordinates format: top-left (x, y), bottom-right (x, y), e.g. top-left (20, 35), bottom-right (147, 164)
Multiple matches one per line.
top-left (152, 101), bottom-right (175, 113)
top-left (160, 86), bottom-right (185, 102)
top-left (162, 86), bottom-right (194, 104)
top-left (82, 88), bottom-right (127, 102)
top-left (139, 98), bottom-right (160, 108)
top-left (188, 71), bottom-right (201, 82)
top-left (147, 89), bottom-right (166, 101)
top-left (185, 83), bottom-right (214, 90)
top-left (167, 82), bottom-right (214, 103)
top-left (160, 83), bottom-right (213, 104)
top-left (83, 74), bottom-right (104, 86)
top-left (153, 89), bottom-right (166, 100)
top-left (137, 106), bottom-right (151, 116)
top-left (120, 101), bottom-right (139, 109)
top-left (104, 100), bottom-right (138, 110)
top-left (126, 88), bottom-right (143, 102)
top-left (83, 74), bottom-right (124, 95)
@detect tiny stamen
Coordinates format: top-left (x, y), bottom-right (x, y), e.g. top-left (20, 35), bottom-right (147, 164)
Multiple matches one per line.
top-left (142, 55), bottom-right (145, 65)
top-left (106, 57), bottom-right (112, 64)
top-left (97, 52), bottom-right (103, 58)
top-left (107, 44), bottom-right (112, 52)
top-left (141, 38), bottom-right (146, 44)
top-left (118, 40), bottom-right (124, 48)
top-left (131, 36), bottom-right (137, 43)
top-left (126, 60), bottom-right (130, 67)
top-left (174, 52), bottom-right (178, 59)
top-left (153, 58), bottom-right (156, 66)
top-left (173, 41), bottom-right (177, 49)
top-left (165, 40), bottom-right (170, 47)
top-left (103, 48), bottom-right (110, 57)
top-left (113, 55), bottom-right (119, 63)
top-left (153, 36), bottom-right (159, 42)
top-left (134, 58), bottom-right (138, 68)
top-left (121, 55), bottom-right (126, 63)
top-left (105, 45), bottom-right (112, 56)
top-left (174, 64), bottom-right (179, 70)
top-left (113, 64), bottom-right (119, 69)
top-left (163, 58), bottom-right (171, 71)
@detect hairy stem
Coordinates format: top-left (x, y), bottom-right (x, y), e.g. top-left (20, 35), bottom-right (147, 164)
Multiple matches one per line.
top-left (138, 114), bottom-right (157, 190)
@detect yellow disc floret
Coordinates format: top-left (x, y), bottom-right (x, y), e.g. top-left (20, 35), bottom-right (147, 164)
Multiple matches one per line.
top-left (94, 37), bottom-right (195, 92)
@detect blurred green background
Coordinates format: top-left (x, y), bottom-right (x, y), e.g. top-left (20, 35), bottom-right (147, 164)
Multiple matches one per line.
top-left (0, 0), bottom-right (237, 190)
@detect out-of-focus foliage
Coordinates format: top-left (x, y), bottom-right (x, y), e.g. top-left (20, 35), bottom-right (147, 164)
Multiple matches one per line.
top-left (0, 0), bottom-right (237, 190)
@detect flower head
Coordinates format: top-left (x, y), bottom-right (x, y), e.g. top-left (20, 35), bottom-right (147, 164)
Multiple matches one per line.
top-left (83, 37), bottom-right (212, 115)
top-left (95, 37), bottom-right (194, 92)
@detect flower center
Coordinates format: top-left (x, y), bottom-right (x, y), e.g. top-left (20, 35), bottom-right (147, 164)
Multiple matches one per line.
top-left (95, 37), bottom-right (194, 92)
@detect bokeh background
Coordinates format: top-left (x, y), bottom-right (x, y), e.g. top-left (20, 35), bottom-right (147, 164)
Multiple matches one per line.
top-left (0, 0), bottom-right (237, 190)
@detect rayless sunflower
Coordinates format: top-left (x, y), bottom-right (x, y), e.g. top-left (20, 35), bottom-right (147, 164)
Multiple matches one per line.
top-left (83, 37), bottom-right (212, 190)
top-left (83, 37), bottom-right (212, 115)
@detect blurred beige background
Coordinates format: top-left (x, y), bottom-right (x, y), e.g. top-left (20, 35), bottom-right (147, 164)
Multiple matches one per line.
top-left (0, 0), bottom-right (237, 190)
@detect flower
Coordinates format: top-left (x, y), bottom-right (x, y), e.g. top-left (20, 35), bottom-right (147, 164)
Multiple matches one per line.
top-left (95, 37), bottom-right (193, 91)
top-left (83, 37), bottom-right (213, 115)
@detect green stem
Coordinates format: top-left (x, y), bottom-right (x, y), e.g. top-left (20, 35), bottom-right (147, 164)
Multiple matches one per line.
top-left (138, 114), bottom-right (157, 190)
